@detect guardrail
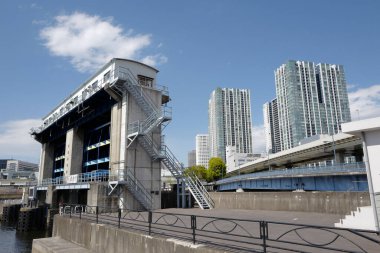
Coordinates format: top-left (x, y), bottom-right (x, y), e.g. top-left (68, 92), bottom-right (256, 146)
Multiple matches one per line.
top-left (61, 204), bottom-right (380, 253)
top-left (28, 170), bottom-right (110, 187)
top-left (217, 162), bottom-right (367, 185)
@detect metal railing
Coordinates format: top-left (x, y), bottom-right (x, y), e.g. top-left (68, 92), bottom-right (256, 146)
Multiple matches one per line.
top-left (61, 204), bottom-right (380, 253)
top-left (114, 66), bottom-right (161, 115)
top-left (127, 107), bottom-right (172, 137)
top-left (217, 162), bottom-right (367, 185)
top-left (109, 168), bottom-right (153, 210)
top-left (160, 144), bottom-right (215, 209)
top-left (29, 170), bottom-right (110, 187)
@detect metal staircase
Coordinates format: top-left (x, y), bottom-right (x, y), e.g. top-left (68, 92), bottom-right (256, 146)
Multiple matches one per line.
top-left (109, 168), bottom-right (152, 210)
top-left (109, 67), bottom-right (214, 209)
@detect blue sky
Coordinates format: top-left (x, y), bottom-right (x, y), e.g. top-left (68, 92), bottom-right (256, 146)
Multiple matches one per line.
top-left (1, 0), bottom-right (380, 165)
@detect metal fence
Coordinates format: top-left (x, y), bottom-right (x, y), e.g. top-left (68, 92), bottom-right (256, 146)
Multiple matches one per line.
top-left (61, 205), bottom-right (380, 253)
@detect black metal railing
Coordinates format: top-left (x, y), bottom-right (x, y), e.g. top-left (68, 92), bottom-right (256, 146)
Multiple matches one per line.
top-left (60, 205), bottom-right (380, 253)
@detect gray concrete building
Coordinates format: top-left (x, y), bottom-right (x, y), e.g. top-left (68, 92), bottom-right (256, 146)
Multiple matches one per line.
top-left (31, 58), bottom-right (213, 210)
top-left (187, 150), bottom-right (196, 167)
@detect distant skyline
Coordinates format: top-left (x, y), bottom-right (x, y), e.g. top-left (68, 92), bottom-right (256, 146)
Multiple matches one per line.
top-left (0, 1), bottom-right (380, 165)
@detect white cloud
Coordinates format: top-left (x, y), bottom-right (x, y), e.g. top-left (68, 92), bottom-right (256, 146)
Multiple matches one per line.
top-left (252, 125), bottom-right (266, 154)
top-left (348, 84), bottom-right (380, 120)
top-left (40, 12), bottom-right (166, 73)
top-left (141, 54), bottom-right (168, 66)
top-left (346, 84), bottom-right (357, 90)
top-left (0, 119), bottom-right (42, 163)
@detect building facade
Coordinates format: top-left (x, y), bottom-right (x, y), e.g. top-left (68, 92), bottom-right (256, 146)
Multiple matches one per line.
top-left (31, 59), bottom-right (165, 210)
top-left (195, 134), bottom-right (210, 168)
top-left (275, 60), bottom-right (351, 151)
top-left (208, 88), bottom-right (253, 161)
top-left (187, 150), bottom-right (196, 167)
top-left (225, 146), bottom-right (260, 173)
top-left (0, 159), bottom-right (38, 179)
top-left (263, 98), bottom-right (280, 154)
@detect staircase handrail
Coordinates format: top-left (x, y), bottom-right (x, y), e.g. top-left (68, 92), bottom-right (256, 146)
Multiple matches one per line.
top-left (188, 172), bottom-right (215, 207)
top-left (115, 67), bottom-right (159, 115)
top-left (141, 135), bottom-right (162, 157)
top-left (109, 166), bottom-right (153, 210)
top-left (161, 144), bottom-right (214, 208)
top-left (125, 169), bottom-right (153, 208)
top-left (141, 112), bottom-right (161, 133)
top-left (128, 105), bottom-right (172, 137)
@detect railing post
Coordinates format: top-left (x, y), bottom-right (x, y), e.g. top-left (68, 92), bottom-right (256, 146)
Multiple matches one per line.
top-left (79, 207), bottom-right (82, 220)
top-left (69, 206), bottom-right (72, 218)
top-left (118, 209), bottom-right (121, 228)
top-left (260, 221), bottom-right (267, 253)
top-left (148, 211), bottom-right (152, 235)
top-left (191, 215), bottom-right (196, 244)
top-left (96, 206), bottom-right (99, 224)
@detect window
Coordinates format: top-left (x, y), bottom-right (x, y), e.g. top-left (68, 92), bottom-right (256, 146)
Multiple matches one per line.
top-left (103, 71), bottom-right (110, 82)
top-left (92, 80), bottom-right (99, 90)
top-left (138, 75), bottom-right (154, 87)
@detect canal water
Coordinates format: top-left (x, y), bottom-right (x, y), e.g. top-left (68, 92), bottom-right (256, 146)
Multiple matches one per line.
top-left (0, 224), bottom-right (49, 253)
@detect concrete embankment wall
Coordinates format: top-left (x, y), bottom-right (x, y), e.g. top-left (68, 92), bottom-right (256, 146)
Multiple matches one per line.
top-left (33, 215), bottom-right (227, 253)
top-left (209, 192), bottom-right (370, 215)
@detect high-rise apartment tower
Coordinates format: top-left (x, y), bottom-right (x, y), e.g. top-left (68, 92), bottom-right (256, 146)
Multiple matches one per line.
top-left (275, 60), bottom-right (351, 150)
top-left (263, 98), bottom-right (280, 154)
top-left (208, 88), bottom-right (253, 161)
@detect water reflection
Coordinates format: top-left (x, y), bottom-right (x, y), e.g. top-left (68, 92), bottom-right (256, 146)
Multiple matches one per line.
top-left (0, 224), bottom-right (48, 253)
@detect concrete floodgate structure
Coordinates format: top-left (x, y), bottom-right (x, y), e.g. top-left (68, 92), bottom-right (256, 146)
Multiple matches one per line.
top-left (30, 58), bottom-right (213, 211)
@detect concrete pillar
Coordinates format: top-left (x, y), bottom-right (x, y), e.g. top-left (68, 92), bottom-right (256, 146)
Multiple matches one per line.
top-left (46, 185), bottom-right (54, 206)
top-left (181, 181), bottom-right (186, 208)
top-left (64, 128), bottom-right (84, 176)
top-left (335, 151), bottom-right (345, 164)
top-left (110, 102), bottom-right (121, 172)
top-left (122, 88), bottom-right (162, 210)
top-left (87, 183), bottom-right (100, 207)
top-left (104, 82), bottom-right (164, 210)
top-left (176, 178), bottom-right (180, 208)
top-left (39, 143), bottom-right (54, 181)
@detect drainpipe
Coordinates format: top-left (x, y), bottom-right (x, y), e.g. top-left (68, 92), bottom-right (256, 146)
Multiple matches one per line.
top-left (361, 131), bottom-right (379, 232)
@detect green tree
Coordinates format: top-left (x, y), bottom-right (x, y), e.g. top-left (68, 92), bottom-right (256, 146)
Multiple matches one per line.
top-left (184, 165), bottom-right (207, 180)
top-left (208, 157), bottom-right (226, 181)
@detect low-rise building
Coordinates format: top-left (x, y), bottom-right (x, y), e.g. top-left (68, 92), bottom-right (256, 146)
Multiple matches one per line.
top-left (0, 159), bottom-right (38, 179)
top-left (225, 146), bottom-right (261, 173)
